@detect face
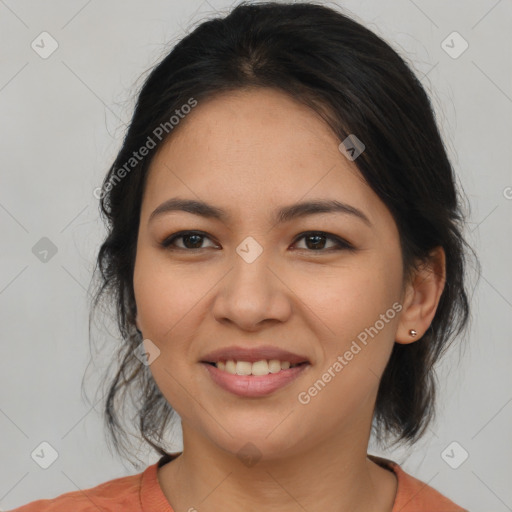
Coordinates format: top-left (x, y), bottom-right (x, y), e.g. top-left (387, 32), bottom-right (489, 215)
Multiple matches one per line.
top-left (133, 87), bottom-right (408, 460)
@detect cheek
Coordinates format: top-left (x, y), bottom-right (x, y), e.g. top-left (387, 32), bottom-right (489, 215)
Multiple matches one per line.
top-left (133, 246), bottom-right (190, 342)
top-left (133, 242), bottom-right (202, 331)
top-left (132, 248), bottom-right (204, 415)
top-left (293, 254), bottom-right (403, 384)
top-left (298, 258), bottom-right (401, 336)
top-left (132, 246), bottom-right (225, 373)
top-left (292, 265), bottom-right (402, 428)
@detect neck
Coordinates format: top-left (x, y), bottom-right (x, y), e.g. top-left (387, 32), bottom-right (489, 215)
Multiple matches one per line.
top-left (157, 427), bottom-right (397, 512)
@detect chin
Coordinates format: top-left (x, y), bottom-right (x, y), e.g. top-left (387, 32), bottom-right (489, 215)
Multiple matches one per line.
top-left (203, 423), bottom-right (308, 464)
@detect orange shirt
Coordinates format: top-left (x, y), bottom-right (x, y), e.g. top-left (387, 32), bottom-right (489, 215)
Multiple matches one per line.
top-left (8, 453), bottom-right (468, 511)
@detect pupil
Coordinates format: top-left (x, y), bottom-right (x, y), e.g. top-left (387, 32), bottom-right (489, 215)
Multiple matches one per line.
top-left (184, 234), bottom-right (203, 248)
top-left (307, 234), bottom-right (325, 250)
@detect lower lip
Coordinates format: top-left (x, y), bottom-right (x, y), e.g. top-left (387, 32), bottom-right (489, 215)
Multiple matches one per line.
top-left (201, 362), bottom-right (310, 398)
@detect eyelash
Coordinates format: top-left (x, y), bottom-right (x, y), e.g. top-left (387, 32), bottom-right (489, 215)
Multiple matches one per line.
top-left (160, 230), bottom-right (355, 253)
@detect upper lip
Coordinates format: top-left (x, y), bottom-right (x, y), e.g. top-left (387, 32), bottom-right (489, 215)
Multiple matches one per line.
top-left (200, 345), bottom-right (310, 365)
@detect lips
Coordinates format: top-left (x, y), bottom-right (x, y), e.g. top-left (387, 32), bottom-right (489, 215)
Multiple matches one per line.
top-left (200, 345), bottom-right (310, 365)
top-left (202, 361), bottom-right (309, 397)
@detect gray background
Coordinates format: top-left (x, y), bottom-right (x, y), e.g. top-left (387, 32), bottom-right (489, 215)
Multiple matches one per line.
top-left (1, 1), bottom-right (511, 510)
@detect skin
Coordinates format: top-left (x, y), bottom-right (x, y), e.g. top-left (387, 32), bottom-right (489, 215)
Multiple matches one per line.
top-left (133, 87), bottom-right (446, 512)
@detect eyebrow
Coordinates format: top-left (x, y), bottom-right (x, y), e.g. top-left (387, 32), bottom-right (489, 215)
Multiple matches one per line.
top-left (148, 197), bottom-right (372, 227)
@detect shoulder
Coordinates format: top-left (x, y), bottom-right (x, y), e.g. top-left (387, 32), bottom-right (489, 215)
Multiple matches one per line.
top-left (368, 454), bottom-right (468, 512)
top-left (7, 467), bottom-right (147, 512)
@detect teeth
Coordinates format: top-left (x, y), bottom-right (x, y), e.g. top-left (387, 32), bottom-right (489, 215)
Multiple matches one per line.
top-left (235, 361), bottom-right (252, 375)
top-left (213, 359), bottom-right (301, 375)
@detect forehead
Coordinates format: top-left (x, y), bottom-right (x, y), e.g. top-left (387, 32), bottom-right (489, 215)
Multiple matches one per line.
top-left (141, 88), bottom-right (390, 229)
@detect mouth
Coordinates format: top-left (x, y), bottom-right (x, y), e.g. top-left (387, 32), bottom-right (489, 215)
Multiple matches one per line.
top-left (200, 345), bottom-right (310, 369)
top-left (199, 345), bottom-right (311, 397)
top-left (202, 359), bottom-right (309, 376)
top-left (200, 358), bottom-right (311, 398)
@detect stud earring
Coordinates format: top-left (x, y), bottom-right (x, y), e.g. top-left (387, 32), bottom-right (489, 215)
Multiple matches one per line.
top-left (409, 329), bottom-right (417, 337)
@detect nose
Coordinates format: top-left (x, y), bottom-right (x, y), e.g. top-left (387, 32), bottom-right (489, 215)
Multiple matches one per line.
top-left (211, 247), bottom-right (292, 331)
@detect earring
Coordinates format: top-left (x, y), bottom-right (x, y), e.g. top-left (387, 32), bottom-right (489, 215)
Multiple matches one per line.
top-left (409, 329), bottom-right (417, 337)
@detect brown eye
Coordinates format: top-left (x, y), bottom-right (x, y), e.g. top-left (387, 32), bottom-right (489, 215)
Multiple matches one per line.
top-left (292, 232), bottom-right (354, 252)
top-left (160, 230), bottom-right (355, 253)
top-left (161, 231), bottom-right (218, 250)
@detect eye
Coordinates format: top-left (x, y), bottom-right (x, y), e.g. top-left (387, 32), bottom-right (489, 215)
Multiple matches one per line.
top-left (160, 230), bottom-right (354, 253)
top-left (160, 231), bottom-right (218, 250)
top-left (291, 231), bottom-right (355, 252)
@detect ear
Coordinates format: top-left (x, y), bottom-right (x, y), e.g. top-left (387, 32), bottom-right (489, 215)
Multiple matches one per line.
top-left (395, 246), bottom-right (446, 344)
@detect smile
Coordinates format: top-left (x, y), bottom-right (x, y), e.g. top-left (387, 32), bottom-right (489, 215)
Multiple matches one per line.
top-left (210, 359), bottom-right (303, 375)
top-left (201, 360), bottom-right (310, 397)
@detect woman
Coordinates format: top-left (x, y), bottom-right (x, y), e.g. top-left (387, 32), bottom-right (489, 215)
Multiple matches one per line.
top-left (11, 2), bottom-right (476, 510)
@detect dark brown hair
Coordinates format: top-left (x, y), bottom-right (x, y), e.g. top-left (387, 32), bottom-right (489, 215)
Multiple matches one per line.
top-left (86, 1), bottom-right (479, 467)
